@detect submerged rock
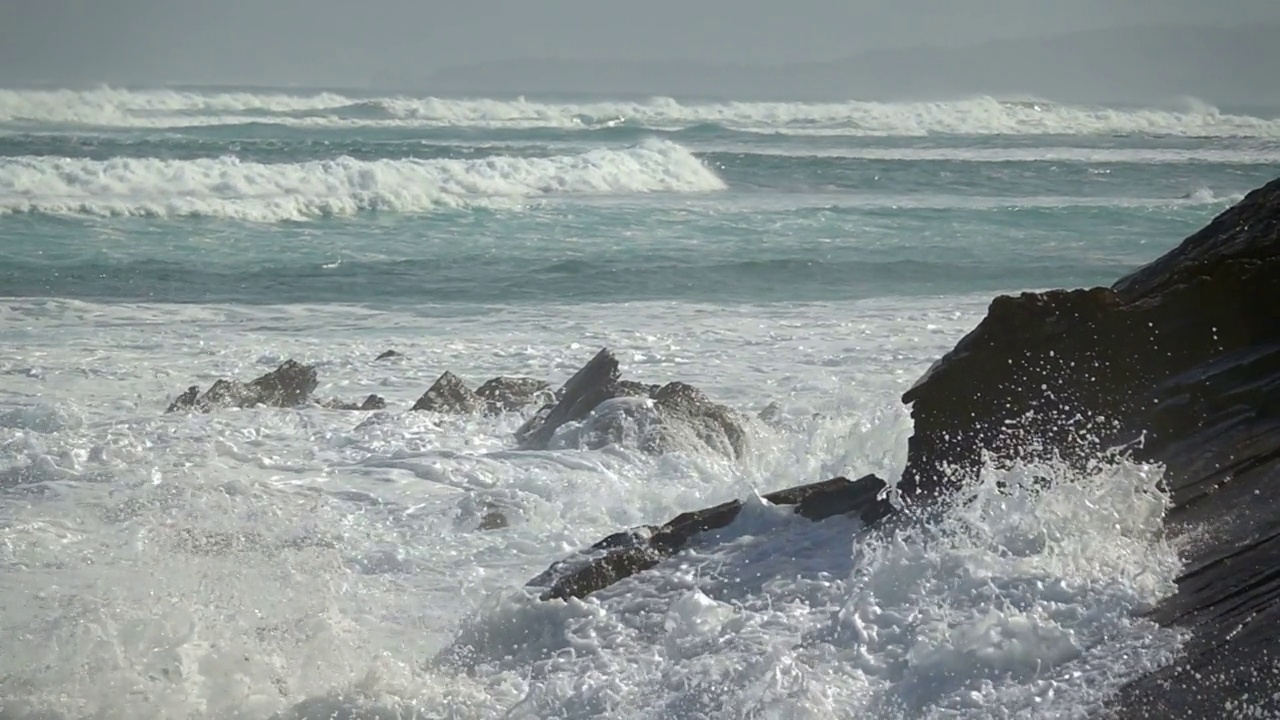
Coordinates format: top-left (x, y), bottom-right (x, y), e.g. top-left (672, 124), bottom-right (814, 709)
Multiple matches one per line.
top-left (527, 474), bottom-right (894, 601)
top-left (319, 394), bottom-right (387, 411)
top-left (166, 360), bottom-right (319, 413)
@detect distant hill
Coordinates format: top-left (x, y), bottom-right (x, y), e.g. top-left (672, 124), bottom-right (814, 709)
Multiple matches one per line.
top-left (419, 24), bottom-right (1280, 107)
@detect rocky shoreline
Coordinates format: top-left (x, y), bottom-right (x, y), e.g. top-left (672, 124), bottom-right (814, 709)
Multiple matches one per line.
top-left (166, 176), bottom-right (1280, 717)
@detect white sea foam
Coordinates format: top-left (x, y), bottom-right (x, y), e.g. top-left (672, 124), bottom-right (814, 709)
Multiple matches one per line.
top-left (3, 87), bottom-right (1279, 137)
top-left (0, 297), bottom-right (1184, 718)
top-left (0, 138), bottom-right (725, 220)
top-left (718, 144), bottom-right (1280, 165)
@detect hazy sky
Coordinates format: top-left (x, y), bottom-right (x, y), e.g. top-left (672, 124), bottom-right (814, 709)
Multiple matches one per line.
top-left (3, 0), bottom-right (1279, 87)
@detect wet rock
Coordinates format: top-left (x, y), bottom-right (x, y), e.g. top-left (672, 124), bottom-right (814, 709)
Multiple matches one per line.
top-left (515, 348), bottom-right (621, 448)
top-left (166, 360), bottom-right (319, 413)
top-left (757, 401), bottom-right (782, 424)
top-left (893, 177), bottom-right (1280, 718)
top-left (513, 349), bottom-right (748, 457)
top-left (168, 385), bottom-right (200, 412)
top-left (475, 376), bottom-right (554, 413)
top-left (527, 474), bottom-right (892, 601)
top-left (411, 371), bottom-right (484, 414)
top-left (319, 394), bottom-right (387, 411)
top-left (478, 510), bottom-right (509, 531)
top-left (647, 381), bottom-right (749, 458)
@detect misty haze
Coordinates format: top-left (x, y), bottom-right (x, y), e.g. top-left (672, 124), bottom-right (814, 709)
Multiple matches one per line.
top-left (1, 0), bottom-right (1279, 105)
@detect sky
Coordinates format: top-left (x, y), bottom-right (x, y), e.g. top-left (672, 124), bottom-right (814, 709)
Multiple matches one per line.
top-left (2, 0), bottom-right (1279, 88)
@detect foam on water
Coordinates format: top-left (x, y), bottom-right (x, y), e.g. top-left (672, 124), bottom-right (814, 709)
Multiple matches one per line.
top-left (0, 139), bottom-right (725, 221)
top-left (0, 298), bottom-right (1185, 719)
top-left (3, 88), bottom-right (1279, 137)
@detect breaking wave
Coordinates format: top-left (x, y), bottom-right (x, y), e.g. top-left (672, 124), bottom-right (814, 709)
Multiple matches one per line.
top-left (0, 138), bottom-right (725, 221)
top-left (3, 87), bottom-right (1280, 137)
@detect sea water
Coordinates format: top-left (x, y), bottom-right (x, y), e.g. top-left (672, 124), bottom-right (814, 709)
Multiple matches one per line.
top-left (1, 87), bottom-right (1278, 719)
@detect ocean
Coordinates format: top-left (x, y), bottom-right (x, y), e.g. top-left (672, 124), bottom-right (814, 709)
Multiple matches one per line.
top-left (2, 86), bottom-right (1278, 719)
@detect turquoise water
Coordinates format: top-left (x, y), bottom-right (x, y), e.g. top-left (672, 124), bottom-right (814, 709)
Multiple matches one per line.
top-left (4, 89), bottom-right (1279, 307)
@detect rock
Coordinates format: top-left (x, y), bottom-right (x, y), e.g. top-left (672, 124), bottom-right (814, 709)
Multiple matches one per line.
top-left (411, 371), bottom-right (484, 414)
top-left (359, 394), bottom-right (387, 411)
top-left (168, 385), bottom-right (200, 412)
top-left (478, 510), bottom-right (509, 531)
top-left (515, 348), bottom-right (622, 448)
top-left (757, 401), bottom-right (782, 424)
top-left (375, 350), bottom-right (401, 361)
top-left (319, 394), bottom-right (387, 411)
top-left (513, 349), bottom-right (748, 457)
top-left (410, 373), bottom-right (554, 416)
top-left (527, 474), bottom-right (893, 601)
top-left (896, 177), bottom-right (1280, 717)
top-left (646, 381), bottom-right (749, 458)
top-left (475, 376), bottom-right (554, 413)
top-left (166, 360), bottom-right (319, 413)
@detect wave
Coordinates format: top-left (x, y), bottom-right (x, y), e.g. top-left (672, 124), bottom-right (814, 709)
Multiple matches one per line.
top-left (708, 145), bottom-right (1280, 165)
top-left (0, 138), bottom-right (725, 222)
top-left (3, 87), bottom-right (1280, 137)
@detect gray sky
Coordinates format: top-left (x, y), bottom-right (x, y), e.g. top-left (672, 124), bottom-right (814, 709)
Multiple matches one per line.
top-left (2, 0), bottom-right (1279, 88)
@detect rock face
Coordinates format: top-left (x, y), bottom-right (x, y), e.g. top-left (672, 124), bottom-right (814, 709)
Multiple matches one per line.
top-left (515, 348), bottom-right (749, 457)
top-left (898, 177), bottom-right (1280, 717)
top-left (167, 360), bottom-right (320, 412)
top-left (527, 474), bottom-right (894, 601)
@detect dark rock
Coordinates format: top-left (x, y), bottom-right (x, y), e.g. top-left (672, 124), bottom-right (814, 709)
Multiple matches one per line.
top-left (513, 349), bottom-right (748, 457)
top-left (515, 348), bottom-right (622, 448)
top-left (478, 510), bottom-right (509, 531)
top-left (411, 371), bottom-right (484, 414)
top-left (646, 381), bottom-right (749, 458)
top-left (757, 401), bottom-right (782, 424)
top-left (166, 360), bottom-right (319, 413)
top-left (895, 177), bottom-right (1280, 717)
top-left (375, 350), bottom-right (401, 361)
top-left (359, 394), bottom-right (387, 411)
top-left (615, 380), bottom-right (660, 397)
top-left (167, 385), bottom-right (200, 413)
top-left (319, 394), bottom-right (388, 411)
top-left (527, 474), bottom-right (893, 601)
top-left (475, 376), bottom-right (554, 413)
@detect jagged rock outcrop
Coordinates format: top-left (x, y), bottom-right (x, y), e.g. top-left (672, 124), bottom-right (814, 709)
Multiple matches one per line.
top-left (411, 371), bottom-right (485, 414)
top-left (527, 474), bottom-right (894, 601)
top-left (515, 348), bottom-right (622, 447)
top-left (896, 177), bottom-right (1280, 718)
top-left (411, 373), bottom-right (555, 415)
top-left (475, 376), bottom-right (555, 414)
top-left (514, 348), bottom-right (748, 457)
top-left (166, 360), bottom-right (319, 413)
